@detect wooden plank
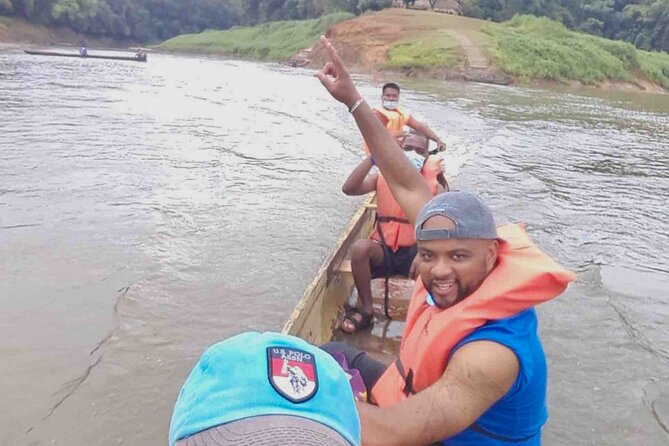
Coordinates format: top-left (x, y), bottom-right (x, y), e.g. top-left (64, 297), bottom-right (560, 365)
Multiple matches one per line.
top-left (339, 260), bottom-right (352, 274)
top-left (283, 273), bottom-right (327, 340)
top-left (283, 194), bottom-right (376, 343)
top-left (326, 194), bottom-right (376, 286)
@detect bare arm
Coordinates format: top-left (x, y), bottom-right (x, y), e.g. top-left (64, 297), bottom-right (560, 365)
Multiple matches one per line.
top-left (342, 157), bottom-right (378, 196)
top-left (357, 341), bottom-right (519, 446)
top-left (315, 37), bottom-right (431, 224)
top-left (407, 116), bottom-right (446, 151)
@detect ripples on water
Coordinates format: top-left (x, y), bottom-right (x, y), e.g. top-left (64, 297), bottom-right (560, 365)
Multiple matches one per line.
top-left (1, 49), bottom-right (667, 445)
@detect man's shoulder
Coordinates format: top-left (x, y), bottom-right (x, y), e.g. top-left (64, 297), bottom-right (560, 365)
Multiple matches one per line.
top-left (473, 309), bottom-right (538, 337)
top-left (456, 309), bottom-right (540, 355)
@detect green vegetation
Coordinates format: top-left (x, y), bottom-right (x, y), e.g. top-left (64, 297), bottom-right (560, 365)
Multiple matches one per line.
top-left (462, 0), bottom-right (669, 53)
top-left (387, 37), bottom-right (463, 69)
top-left (485, 15), bottom-right (669, 87)
top-left (0, 0), bottom-right (387, 41)
top-left (161, 12), bottom-right (354, 60)
top-left (0, 14), bottom-right (10, 26)
top-left (638, 50), bottom-right (669, 89)
top-left (381, 12), bottom-right (484, 70)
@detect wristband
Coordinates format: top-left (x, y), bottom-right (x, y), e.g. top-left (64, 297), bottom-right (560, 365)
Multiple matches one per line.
top-left (349, 98), bottom-right (365, 114)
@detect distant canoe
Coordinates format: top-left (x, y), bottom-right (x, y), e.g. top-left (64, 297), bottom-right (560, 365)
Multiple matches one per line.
top-left (24, 49), bottom-right (147, 62)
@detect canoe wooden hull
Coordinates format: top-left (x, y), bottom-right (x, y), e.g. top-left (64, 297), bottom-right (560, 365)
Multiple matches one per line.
top-left (24, 50), bottom-right (147, 62)
top-left (282, 194), bottom-right (378, 345)
top-left (282, 193), bottom-right (413, 362)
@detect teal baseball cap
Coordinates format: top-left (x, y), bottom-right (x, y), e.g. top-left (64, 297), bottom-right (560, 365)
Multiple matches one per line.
top-left (169, 332), bottom-right (361, 446)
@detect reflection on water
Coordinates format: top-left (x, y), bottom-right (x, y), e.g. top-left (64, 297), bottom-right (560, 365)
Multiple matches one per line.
top-left (0, 49), bottom-right (667, 445)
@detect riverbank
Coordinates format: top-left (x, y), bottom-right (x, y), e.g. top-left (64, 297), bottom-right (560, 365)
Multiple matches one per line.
top-left (161, 9), bottom-right (668, 93)
top-left (160, 12), bottom-right (354, 61)
top-left (0, 15), bottom-right (133, 48)
top-left (4, 9), bottom-right (668, 93)
top-left (307, 10), bottom-right (668, 92)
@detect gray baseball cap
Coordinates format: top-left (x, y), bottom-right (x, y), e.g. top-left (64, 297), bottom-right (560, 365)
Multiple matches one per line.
top-left (415, 191), bottom-right (498, 241)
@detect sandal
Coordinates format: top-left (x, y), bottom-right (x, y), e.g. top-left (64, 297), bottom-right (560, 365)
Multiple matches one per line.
top-left (341, 308), bottom-right (374, 334)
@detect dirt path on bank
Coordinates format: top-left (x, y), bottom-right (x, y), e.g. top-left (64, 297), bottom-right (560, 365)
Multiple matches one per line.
top-left (447, 30), bottom-right (488, 69)
top-left (299, 9), bottom-right (512, 85)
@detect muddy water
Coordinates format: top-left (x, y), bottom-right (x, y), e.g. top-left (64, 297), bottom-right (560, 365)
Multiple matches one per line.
top-left (1, 49), bottom-right (667, 445)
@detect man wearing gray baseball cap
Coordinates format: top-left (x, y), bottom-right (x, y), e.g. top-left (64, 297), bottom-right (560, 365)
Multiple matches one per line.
top-left (316, 36), bottom-right (575, 446)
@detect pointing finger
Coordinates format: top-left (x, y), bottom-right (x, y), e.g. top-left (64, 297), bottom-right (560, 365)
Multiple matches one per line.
top-left (320, 36), bottom-right (345, 73)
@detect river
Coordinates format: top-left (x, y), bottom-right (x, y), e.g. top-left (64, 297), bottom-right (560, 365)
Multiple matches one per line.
top-left (1, 49), bottom-right (667, 445)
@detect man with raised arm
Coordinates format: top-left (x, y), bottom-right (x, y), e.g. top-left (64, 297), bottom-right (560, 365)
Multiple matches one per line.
top-left (316, 36), bottom-right (575, 446)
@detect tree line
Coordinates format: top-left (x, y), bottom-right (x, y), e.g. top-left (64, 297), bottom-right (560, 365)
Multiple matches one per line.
top-left (461, 0), bottom-right (669, 52)
top-left (2, 0), bottom-right (666, 52)
top-left (0, 0), bottom-right (391, 41)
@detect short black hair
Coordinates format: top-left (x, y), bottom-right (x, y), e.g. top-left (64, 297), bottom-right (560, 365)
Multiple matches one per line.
top-left (382, 82), bottom-right (401, 94)
top-left (406, 129), bottom-right (428, 145)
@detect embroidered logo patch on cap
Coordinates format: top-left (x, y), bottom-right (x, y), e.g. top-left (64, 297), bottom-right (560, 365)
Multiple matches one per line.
top-left (267, 346), bottom-right (318, 403)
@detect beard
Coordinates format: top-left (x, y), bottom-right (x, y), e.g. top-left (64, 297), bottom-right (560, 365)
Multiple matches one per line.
top-left (426, 259), bottom-right (490, 309)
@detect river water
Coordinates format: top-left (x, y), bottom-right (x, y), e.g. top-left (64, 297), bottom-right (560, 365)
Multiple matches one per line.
top-left (1, 49), bottom-right (667, 445)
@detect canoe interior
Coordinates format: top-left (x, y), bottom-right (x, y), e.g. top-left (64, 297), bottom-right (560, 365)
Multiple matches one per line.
top-left (282, 193), bottom-right (414, 364)
top-left (332, 278), bottom-right (413, 365)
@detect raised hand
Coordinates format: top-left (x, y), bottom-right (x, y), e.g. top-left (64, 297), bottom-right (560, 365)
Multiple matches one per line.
top-left (314, 36), bottom-right (362, 109)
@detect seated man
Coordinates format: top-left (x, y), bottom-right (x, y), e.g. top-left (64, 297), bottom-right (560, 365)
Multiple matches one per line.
top-left (316, 36), bottom-right (575, 445)
top-left (169, 332), bottom-right (361, 445)
top-left (363, 82), bottom-right (446, 155)
top-left (340, 131), bottom-right (446, 333)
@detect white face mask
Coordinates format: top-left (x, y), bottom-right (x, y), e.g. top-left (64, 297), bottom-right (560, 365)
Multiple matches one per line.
top-left (405, 150), bottom-right (425, 170)
top-left (382, 100), bottom-right (399, 110)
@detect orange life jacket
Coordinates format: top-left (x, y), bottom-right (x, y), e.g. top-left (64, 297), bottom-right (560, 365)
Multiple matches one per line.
top-left (363, 107), bottom-right (412, 155)
top-left (371, 156), bottom-right (442, 252)
top-left (371, 224), bottom-right (576, 406)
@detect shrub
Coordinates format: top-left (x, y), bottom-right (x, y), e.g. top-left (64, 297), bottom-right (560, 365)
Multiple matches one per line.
top-left (484, 14), bottom-right (669, 86)
top-left (161, 12), bottom-right (354, 60)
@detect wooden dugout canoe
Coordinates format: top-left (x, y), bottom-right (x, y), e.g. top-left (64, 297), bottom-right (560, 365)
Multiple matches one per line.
top-left (24, 49), bottom-right (147, 62)
top-left (281, 193), bottom-right (414, 364)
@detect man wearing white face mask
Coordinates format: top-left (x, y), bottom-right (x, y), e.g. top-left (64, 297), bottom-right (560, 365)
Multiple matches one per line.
top-left (340, 131), bottom-right (447, 334)
top-left (362, 83), bottom-right (446, 155)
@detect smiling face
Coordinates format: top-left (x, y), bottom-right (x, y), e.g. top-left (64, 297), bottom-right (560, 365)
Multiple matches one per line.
top-left (416, 215), bottom-right (498, 309)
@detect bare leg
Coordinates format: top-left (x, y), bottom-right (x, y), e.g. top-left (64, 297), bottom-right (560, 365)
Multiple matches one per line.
top-left (343, 239), bottom-right (385, 333)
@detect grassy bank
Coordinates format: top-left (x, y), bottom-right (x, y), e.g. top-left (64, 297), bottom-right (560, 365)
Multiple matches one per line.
top-left (161, 12), bottom-right (353, 60)
top-left (484, 15), bottom-right (669, 89)
top-left (387, 38), bottom-right (461, 69)
top-left (0, 15), bottom-right (11, 28)
top-left (159, 9), bottom-right (668, 91)
top-left (381, 11), bottom-right (490, 70)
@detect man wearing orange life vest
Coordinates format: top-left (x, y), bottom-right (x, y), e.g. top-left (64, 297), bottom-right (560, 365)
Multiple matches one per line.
top-left (316, 36), bottom-right (575, 445)
top-left (340, 131), bottom-right (447, 333)
top-left (363, 83), bottom-right (446, 156)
